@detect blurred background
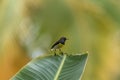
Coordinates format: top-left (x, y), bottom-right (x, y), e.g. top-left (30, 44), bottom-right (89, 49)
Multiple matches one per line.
top-left (0, 0), bottom-right (120, 80)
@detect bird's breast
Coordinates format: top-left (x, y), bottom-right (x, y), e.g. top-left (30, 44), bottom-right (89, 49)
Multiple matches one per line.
top-left (53, 43), bottom-right (64, 49)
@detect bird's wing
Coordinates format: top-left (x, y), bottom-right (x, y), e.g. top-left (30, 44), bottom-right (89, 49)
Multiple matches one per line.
top-left (51, 41), bottom-right (59, 49)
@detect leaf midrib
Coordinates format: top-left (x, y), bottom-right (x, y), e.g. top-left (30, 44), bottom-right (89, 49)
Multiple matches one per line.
top-left (54, 55), bottom-right (66, 80)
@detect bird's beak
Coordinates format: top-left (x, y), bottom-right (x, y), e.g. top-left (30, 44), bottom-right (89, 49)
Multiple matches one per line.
top-left (66, 38), bottom-right (69, 40)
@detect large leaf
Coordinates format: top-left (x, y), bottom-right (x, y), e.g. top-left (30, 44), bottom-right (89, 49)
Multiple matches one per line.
top-left (11, 53), bottom-right (88, 80)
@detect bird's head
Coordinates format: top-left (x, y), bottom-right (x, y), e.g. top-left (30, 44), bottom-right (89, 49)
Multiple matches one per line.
top-left (60, 37), bottom-right (68, 41)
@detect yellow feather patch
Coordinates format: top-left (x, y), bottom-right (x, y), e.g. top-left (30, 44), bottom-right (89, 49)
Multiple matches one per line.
top-left (57, 43), bottom-right (64, 48)
top-left (52, 43), bottom-right (64, 49)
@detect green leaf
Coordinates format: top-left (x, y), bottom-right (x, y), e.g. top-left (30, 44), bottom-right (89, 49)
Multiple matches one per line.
top-left (11, 53), bottom-right (88, 80)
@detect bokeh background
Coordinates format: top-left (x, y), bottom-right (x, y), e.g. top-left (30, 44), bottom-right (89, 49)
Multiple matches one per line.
top-left (0, 0), bottom-right (120, 80)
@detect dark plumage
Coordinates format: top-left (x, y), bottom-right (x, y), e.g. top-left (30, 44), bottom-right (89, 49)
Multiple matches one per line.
top-left (51, 37), bottom-right (67, 50)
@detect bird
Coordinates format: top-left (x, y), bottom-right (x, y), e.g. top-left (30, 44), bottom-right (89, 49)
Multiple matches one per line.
top-left (51, 37), bottom-right (68, 55)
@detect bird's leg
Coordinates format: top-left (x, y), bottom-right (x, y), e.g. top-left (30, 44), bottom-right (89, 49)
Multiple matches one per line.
top-left (59, 49), bottom-right (63, 55)
top-left (54, 49), bottom-right (57, 56)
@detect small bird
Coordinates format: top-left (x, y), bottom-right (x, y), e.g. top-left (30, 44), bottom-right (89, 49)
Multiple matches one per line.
top-left (51, 37), bottom-right (68, 54)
